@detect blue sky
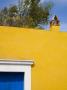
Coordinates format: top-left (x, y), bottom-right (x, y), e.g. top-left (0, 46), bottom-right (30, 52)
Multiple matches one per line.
top-left (0, 0), bottom-right (18, 8)
top-left (0, 0), bottom-right (67, 31)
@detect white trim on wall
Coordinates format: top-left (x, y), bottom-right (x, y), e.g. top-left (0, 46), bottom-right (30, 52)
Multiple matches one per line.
top-left (0, 60), bottom-right (34, 90)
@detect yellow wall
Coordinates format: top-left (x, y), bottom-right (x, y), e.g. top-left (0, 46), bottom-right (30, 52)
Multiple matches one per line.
top-left (50, 26), bottom-right (60, 32)
top-left (0, 26), bottom-right (67, 90)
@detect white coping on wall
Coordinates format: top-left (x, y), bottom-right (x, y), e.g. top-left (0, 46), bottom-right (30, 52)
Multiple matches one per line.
top-left (0, 59), bottom-right (34, 65)
top-left (0, 59), bottom-right (34, 90)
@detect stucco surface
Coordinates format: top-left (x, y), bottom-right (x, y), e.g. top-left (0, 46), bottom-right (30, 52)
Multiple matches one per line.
top-left (0, 26), bottom-right (67, 90)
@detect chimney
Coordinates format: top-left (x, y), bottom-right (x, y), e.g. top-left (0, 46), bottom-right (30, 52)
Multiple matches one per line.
top-left (50, 15), bottom-right (60, 31)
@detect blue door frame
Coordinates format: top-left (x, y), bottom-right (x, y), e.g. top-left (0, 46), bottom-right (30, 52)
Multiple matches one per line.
top-left (0, 72), bottom-right (24, 90)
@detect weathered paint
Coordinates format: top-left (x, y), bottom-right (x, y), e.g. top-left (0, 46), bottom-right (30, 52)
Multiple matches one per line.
top-left (0, 26), bottom-right (67, 90)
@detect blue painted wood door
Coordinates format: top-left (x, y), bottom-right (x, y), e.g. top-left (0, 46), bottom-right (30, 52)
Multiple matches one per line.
top-left (0, 72), bottom-right (24, 90)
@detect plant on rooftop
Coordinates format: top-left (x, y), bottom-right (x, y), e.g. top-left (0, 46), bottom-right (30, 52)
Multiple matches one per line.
top-left (0, 0), bottom-right (53, 28)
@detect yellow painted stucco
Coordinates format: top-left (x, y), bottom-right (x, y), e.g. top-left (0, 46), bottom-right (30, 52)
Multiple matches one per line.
top-left (0, 26), bottom-right (67, 90)
top-left (50, 26), bottom-right (60, 31)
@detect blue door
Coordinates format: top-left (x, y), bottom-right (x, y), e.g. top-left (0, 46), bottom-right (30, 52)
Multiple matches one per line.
top-left (0, 72), bottom-right (24, 90)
